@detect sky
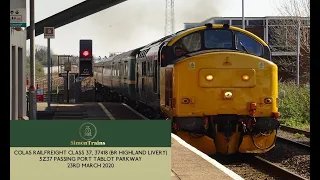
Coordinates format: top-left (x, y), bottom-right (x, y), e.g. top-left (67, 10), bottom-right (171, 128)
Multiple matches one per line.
top-left (25, 0), bottom-right (285, 57)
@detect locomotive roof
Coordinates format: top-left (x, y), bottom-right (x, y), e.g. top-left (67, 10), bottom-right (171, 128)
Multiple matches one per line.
top-left (94, 23), bottom-right (268, 66)
top-left (138, 23), bottom-right (268, 50)
top-left (167, 24), bottom-right (268, 47)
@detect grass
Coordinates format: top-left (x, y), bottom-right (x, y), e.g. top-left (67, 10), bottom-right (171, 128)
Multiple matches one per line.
top-left (278, 81), bottom-right (310, 130)
top-left (294, 133), bottom-right (305, 138)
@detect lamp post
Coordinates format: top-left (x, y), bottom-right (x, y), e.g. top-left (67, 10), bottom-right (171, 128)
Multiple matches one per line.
top-left (296, 21), bottom-right (301, 87)
top-left (242, 0), bottom-right (245, 29)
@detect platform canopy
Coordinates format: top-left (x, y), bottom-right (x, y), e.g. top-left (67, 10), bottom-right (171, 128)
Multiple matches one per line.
top-left (26, 0), bottom-right (127, 39)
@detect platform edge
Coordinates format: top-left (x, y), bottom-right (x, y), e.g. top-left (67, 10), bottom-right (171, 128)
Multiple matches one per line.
top-left (171, 133), bottom-right (244, 180)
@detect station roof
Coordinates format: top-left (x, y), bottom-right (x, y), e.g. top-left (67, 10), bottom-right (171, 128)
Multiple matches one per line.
top-left (26, 0), bottom-right (127, 40)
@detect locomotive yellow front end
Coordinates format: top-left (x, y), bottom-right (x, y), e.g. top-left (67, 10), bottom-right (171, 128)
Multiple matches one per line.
top-left (160, 24), bottom-right (280, 155)
top-left (172, 52), bottom-right (280, 155)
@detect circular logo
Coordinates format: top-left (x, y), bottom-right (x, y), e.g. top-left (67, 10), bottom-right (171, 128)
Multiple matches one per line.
top-left (79, 122), bottom-right (97, 141)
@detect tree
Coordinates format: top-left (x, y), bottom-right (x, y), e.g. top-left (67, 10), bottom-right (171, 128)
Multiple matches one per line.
top-left (26, 44), bottom-right (54, 80)
top-left (26, 45), bottom-right (55, 67)
top-left (26, 56), bottom-right (45, 80)
top-left (270, 0), bottom-right (310, 83)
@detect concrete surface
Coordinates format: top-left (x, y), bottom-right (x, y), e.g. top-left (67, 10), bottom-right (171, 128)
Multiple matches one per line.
top-left (171, 137), bottom-right (234, 180)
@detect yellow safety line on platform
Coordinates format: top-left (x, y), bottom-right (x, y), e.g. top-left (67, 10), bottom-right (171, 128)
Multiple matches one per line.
top-left (98, 103), bottom-right (115, 120)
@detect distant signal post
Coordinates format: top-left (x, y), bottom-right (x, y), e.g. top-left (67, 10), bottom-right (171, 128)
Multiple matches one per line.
top-left (79, 40), bottom-right (93, 77)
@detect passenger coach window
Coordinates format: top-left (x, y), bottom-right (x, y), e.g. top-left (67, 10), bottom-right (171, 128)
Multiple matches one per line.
top-left (142, 62), bottom-right (146, 76)
top-left (204, 30), bottom-right (233, 49)
top-left (124, 63), bottom-right (128, 76)
top-left (235, 32), bottom-right (263, 57)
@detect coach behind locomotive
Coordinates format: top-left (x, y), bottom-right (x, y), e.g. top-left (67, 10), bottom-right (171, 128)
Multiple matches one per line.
top-left (94, 24), bottom-right (280, 155)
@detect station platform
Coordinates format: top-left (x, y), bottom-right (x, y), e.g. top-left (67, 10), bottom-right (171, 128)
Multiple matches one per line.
top-left (36, 102), bottom-right (243, 180)
top-left (36, 102), bottom-right (143, 120)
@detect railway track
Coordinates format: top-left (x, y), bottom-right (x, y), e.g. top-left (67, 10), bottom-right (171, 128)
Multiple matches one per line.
top-left (113, 102), bottom-right (310, 179)
top-left (279, 125), bottom-right (310, 138)
top-left (213, 154), bottom-right (308, 180)
top-left (276, 136), bottom-right (310, 151)
top-left (251, 155), bottom-right (308, 180)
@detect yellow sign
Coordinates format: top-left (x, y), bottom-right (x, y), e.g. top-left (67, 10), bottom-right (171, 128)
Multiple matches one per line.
top-left (258, 62), bottom-right (265, 69)
top-left (189, 62), bottom-right (195, 69)
top-left (223, 57), bottom-right (232, 66)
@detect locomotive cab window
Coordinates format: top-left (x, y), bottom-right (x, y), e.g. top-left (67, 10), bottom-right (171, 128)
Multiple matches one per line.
top-left (173, 32), bottom-right (201, 57)
top-left (204, 29), bottom-right (233, 49)
top-left (235, 31), bottom-right (263, 57)
top-left (170, 28), bottom-right (267, 62)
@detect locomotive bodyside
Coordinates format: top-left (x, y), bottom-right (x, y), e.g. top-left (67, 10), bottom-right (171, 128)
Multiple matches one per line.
top-left (134, 39), bottom-right (171, 114)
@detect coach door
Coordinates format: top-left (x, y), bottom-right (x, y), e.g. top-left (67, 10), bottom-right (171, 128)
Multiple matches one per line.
top-left (165, 67), bottom-right (173, 107)
top-left (136, 63), bottom-right (139, 92)
top-left (153, 60), bottom-right (158, 94)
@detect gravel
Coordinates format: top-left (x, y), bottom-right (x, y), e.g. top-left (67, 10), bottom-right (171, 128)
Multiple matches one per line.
top-left (258, 139), bottom-right (310, 179)
top-left (210, 129), bottom-right (310, 180)
top-left (135, 104), bottom-right (310, 179)
top-left (222, 163), bottom-right (279, 180)
top-left (211, 154), bottom-right (283, 180)
top-left (277, 130), bottom-right (310, 146)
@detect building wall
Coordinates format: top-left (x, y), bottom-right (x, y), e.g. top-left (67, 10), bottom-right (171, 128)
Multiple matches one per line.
top-left (10, 28), bottom-right (27, 120)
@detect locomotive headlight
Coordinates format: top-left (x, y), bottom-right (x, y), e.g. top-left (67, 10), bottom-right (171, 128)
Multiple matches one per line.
top-left (264, 98), bottom-right (272, 104)
top-left (242, 75), bottom-right (250, 81)
top-left (224, 91), bottom-right (233, 99)
top-left (206, 75), bottom-right (213, 81)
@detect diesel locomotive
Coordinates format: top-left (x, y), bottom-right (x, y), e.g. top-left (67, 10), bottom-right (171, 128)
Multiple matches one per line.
top-left (93, 24), bottom-right (281, 155)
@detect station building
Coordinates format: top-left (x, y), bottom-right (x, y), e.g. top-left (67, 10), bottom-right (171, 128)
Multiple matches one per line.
top-left (10, 1), bottom-right (27, 120)
top-left (184, 16), bottom-right (310, 83)
top-left (10, 27), bottom-right (27, 120)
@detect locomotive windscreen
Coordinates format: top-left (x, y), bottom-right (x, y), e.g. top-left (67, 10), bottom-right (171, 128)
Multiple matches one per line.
top-left (171, 28), bottom-right (266, 60)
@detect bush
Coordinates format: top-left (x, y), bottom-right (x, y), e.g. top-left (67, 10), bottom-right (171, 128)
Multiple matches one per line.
top-left (278, 81), bottom-right (310, 129)
top-left (26, 57), bottom-right (45, 80)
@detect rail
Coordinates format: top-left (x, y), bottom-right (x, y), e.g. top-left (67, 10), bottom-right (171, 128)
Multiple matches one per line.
top-left (121, 102), bottom-right (308, 180)
top-left (279, 125), bottom-right (310, 138)
top-left (276, 136), bottom-right (310, 151)
top-left (252, 156), bottom-right (308, 180)
top-left (212, 154), bottom-right (308, 180)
